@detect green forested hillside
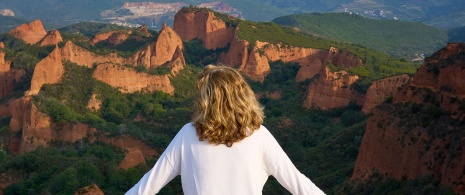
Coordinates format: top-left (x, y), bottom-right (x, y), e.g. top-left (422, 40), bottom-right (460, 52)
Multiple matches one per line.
top-left (272, 13), bottom-right (447, 58)
top-left (0, 17), bottom-right (451, 194)
top-left (236, 19), bottom-right (420, 92)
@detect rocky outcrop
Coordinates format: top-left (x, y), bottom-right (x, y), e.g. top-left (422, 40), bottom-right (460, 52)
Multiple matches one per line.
top-left (90, 30), bottom-right (132, 46)
top-left (134, 23), bottom-right (183, 69)
top-left (74, 184), bottom-right (104, 195)
top-left (174, 8), bottom-right (235, 49)
top-left (118, 147), bottom-right (146, 170)
top-left (237, 46), bottom-right (270, 82)
top-left (93, 63), bottom-right (174, 95)
top-left (219, 37), bottom-right (362, 82)
top-left (9, 97), bottom-right (98, 153)
top-left (0, 9), bottom-right (14, 17)
top-left (0, 69), bottom-right (26, 99)
top-left (136, 25), bottom-right (151, 37)
top-left (9, 20), bottom-right (47, 44)
top-left (61, 41), bottom-right (131, 68)
top-left (362, 74), bottom-right (411, 113)
top-left (353, 43), bottom-right (465, 193)
top-left (304, 67), bottom-right (360, 109)
top-left (27, 45), bottom-right (64, 95)
top-left (167, 45), bottom-right (186, 75)
top-left (38, 30), bottom-right (63, 46)
top-left (0, 42), bottom-right (11, 72)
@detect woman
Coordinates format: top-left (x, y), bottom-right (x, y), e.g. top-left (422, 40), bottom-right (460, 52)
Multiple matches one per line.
top-left (126, 65), bottom-right (324, 195)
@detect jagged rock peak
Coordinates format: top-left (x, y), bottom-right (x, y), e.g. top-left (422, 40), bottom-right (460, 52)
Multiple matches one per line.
top-left (162, 22), bottom-right (167, 30)
top-left (9, 19), bottom-right (47, 44)
top-left (136, 24), bottom-right (151, 37)
top-left (38, 29), bottom-right (63, 46)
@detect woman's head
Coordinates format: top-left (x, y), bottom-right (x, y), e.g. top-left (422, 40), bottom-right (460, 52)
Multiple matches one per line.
top-left (193, 65), bottom-right (264, 147)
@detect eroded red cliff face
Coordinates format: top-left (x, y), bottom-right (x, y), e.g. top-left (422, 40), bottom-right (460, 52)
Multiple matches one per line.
top-left (93, 63), bottom-right (174, 94)
top-left (0, 42), bottom-right (11, 72)
top-left (90, 30), bottom-right (132, 46)
top-left (174, 8), bottom-right (235, 49)
top-left (304, 67), bottom-right (360, 109)
top-left (27, 45), bottom-right (64, 95)
top-left (362, 74), bottom-right (412, 113)
top-left (38, 30), bottom-right (63, 46)
top-left (118, 147), bottom-right (146, 170)
top-left (9, 20), bottom-right (47, 44)
top-left (61, 41), bottom-right (131, 68)
top-left (134, 23), bottom-right (184, 69)
top-left (353, 43), bottom-right (465, 193)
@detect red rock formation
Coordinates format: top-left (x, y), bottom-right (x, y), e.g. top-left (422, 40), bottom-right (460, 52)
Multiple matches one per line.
top-left (27, 45), bottom-right (64, 95)
top-left (0, 69), bottom-right (26, 99)
top-left (238, 46), bottom-right (270, 82)
top-left (90, 30), bottom-right (132, 46)
top-left (167, 45), bottom-right (186, 75)
top-left (74, 184), bottom-right (104, 195)
top-left (136, 25), bottom-right (152, 37)
top-left (9, 20), bottom-right (47, 44)
top-left (304, 67), bottom-right (360, 109)
top-left (0, 42), bottom-right (11, 72)
top-left (135, 23), bottom-right (183, 69)
top-left (353, 43), bottom-right (465, 193)
top-left (61, 41), bottom-right (131, 68)
top-left (38, 30), bottom-right (63, 46)
top-left (92, 63), bottom-right (174, 95)
top-left (118, 147), bottom-right (146, 170)
top-left (174, 8), bottom-right (235, 49)
top-left (362, 74), bottom-right (411, 113)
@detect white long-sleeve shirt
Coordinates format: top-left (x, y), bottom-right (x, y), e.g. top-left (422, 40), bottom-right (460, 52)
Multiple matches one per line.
top-left (126, 123), bottom-right (325, 195)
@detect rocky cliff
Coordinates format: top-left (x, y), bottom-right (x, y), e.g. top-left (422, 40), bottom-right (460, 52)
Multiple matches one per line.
top-left (174, 8), bottom-right (235, 49)
top-left (61, 41), bottom-right (131, 68)
top-left (38, 30), bottom-right (63, 46)
top-left (90, 30), bottom-right (132, 46)
top-left (9, 97), bottom-right (97, 153)
top-left (362, 74), bottom-right (412, 113)
top-left (134, 23), bottom-right (183, 69)
top-left (93, 63), bottom-right (174, 95)
top-left (9, 20), bottom-right (47, 44)
top-left (353, 43), bottom-right (465, 193)
top-left (304, 67), bottom-right (360, 109)
top-left (27, 45), bottom-right (64, 95)
top-left (0, 42), bottom-right (11, 72)
top-left (118, 147), bottom-right (146, 170)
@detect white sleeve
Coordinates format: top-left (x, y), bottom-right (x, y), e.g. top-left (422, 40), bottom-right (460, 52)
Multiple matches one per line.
top-left (262, 128), bottom-right (325, 195)
top-left (125, 132), bottom-right (182, 195)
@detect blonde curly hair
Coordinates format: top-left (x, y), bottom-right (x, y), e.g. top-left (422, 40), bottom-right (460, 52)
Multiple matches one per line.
top-left (192, 65), bottom-right (264, 147)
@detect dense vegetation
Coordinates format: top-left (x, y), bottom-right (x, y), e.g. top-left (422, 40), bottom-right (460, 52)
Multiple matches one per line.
top-left (0, 16), bottom-right (454, 194)
top-left (236, 19), bottom-right (420, 93)
top-left (272, 13), bottom-right (448, 58)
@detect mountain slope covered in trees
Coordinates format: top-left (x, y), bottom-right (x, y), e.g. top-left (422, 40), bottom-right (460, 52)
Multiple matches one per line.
top-left (272, 13), bottom-right (447, 58)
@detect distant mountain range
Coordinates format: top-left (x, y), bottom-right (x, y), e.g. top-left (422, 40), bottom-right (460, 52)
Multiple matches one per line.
top-left (0, 0), bottom-right (464, 30)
